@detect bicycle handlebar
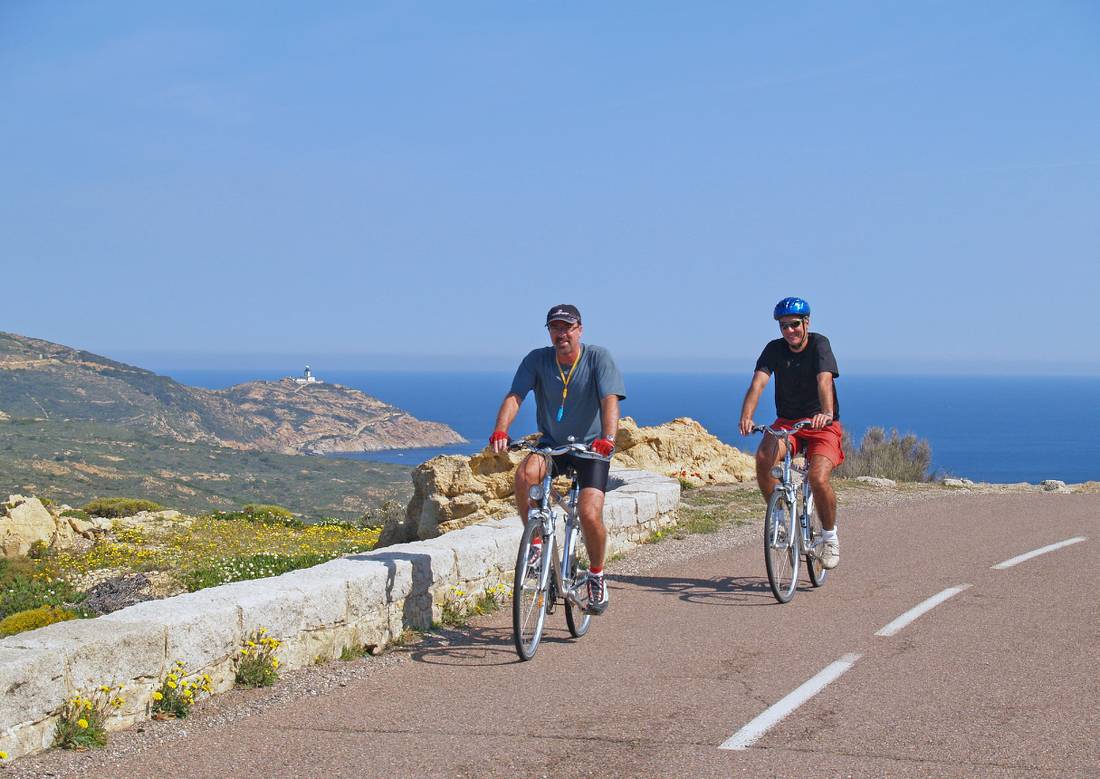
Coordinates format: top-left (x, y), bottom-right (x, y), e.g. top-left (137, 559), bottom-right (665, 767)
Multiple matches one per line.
top-left (507, 438), bottom-right (609, 461)
top-left (751, 419), bottom-right (831, 438)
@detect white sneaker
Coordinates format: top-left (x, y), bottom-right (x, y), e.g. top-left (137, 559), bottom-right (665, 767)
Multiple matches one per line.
top-left (821, 539), bottom-right (840, 569)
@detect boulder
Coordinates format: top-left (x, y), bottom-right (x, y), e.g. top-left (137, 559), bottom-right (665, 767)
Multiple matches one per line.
top-left (942, 478), bottom-right (974, 488)
top-left (855, 476), bottom-right (897, 488)
top-left (1, 496), bottom-right (58, 558)
top-left (612, 417), bottom-right (755, 487)
top-left (1040, 479), bottom-right (1070, 493)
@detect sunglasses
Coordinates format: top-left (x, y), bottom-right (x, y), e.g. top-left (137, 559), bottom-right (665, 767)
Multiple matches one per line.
top-left (547, 322), bottom-right (579, 334)
top-left (778, 319), bottom-right (805, 331)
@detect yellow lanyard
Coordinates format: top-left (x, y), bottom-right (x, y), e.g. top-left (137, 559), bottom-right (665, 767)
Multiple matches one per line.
top-left (555, 347), bottom-right (582, 422)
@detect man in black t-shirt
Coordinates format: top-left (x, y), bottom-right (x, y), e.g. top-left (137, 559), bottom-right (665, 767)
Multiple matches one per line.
top-left (739, 297), bottom-right (844, 569)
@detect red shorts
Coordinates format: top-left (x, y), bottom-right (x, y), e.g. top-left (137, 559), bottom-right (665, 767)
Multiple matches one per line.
top-left (774, 418), bottom-right (845, 467)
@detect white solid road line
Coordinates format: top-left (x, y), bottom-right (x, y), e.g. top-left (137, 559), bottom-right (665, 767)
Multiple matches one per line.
top-left (875, 585), bottom-right (971, 638)
top-left (992, 536), bottom-right (1088, 570)
top-left (719, 653), bottom-right (862, 751)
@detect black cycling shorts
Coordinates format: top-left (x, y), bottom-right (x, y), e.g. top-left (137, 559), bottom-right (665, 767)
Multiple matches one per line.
top-left (550, 452), bottom-right (611, 492)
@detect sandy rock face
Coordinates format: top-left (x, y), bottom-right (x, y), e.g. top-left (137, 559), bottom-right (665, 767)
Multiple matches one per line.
top-left (613, 417), bottom-right (755, 486)
top-left (379, 417), bottom-right (754, 545)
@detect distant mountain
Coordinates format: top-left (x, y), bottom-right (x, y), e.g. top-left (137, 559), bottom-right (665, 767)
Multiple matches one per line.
top-left (0, 332), bottom-right (465, 454)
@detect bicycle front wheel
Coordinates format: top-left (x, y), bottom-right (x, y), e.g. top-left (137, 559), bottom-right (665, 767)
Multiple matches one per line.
top-left (563, 532), bottom-right (591, 638)
top-left (804, 491), bottom-right (828, 588)
top-left (764, 490), bottom-right (800, 603)
top-left (513, 518), bottom-right (550, 661)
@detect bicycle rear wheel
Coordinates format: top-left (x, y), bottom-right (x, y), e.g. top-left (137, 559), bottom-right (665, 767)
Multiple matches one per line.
top-left (804, 492), bottom-right (828, 588)
top-left (563, 531), bottom-right (591, 638)
top-left (764, 490), bottom-right (800, 603)
top-left (513, 518), bottom-right (550, 661)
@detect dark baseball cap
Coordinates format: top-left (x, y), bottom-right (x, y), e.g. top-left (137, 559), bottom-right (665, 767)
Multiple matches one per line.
top-left (545, 304), bottom-right (582, 326)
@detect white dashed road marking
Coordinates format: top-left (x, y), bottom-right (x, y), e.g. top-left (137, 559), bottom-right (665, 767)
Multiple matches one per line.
top-left (719, 653), bottom-right (861, 751)
top-left (875, 585), bottom-right (971, 638)
top-left (992, 536), bottom-right (1087, 570)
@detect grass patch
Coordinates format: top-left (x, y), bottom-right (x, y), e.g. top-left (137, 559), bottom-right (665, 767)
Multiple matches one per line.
top-left (0, 558), bottom-right (84, 620)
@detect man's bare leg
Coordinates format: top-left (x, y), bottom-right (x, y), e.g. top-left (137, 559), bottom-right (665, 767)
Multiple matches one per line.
top-left (577, 488), bottom-right (607, 569)
top-left (513, 454), bottom-right (546, 526)
top-left (755, 435), bottom-right (787, 502)
top-left (807, 455), bottom-right (837, 531)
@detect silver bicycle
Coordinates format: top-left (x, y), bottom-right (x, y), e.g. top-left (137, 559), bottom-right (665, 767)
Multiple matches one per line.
top-left (509, 438), bottom-right (604, 661)
top-left (752, 420), bottom-right (829, 603)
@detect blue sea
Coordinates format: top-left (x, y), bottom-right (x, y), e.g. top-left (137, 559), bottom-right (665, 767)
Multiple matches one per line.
top-left (165, 370), bottom-right (1100, 484)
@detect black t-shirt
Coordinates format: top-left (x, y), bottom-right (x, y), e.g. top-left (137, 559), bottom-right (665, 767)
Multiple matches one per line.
top-left (754, 333), bottom-right (840, 421)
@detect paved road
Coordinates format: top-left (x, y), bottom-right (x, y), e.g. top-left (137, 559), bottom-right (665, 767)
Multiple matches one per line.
top-left (63, 493), bottom-right (1100, 777)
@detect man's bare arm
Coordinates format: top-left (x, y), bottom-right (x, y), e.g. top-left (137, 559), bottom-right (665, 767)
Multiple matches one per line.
top-left (812, 372), bottom-right (835, 429)
top-left (739, 370), bottom-right (770, 435)
top-left (491, 393), bottom-right (522, 452)
top-left (600, 395), bottom-right (620, 441)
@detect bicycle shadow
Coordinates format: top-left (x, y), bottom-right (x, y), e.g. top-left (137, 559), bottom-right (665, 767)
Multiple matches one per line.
top-left (407, 622), bottom-right (581, 667)
top-left (610, 572), bottom-right (815, 606)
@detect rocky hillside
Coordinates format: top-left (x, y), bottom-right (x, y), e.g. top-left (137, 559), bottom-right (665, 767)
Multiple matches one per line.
top-left (0, 332), bottom-right (464, 454)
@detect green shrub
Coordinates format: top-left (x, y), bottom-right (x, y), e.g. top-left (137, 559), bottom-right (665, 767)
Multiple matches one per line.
top-left (0, 604), bottom-right (77, 637)
top-left (836, 427), bottom-right (932, 482)
top-left (81, 497), bottom-right (164, 518)
top-left (207, 504), bottom-right (303, 528)
top-left (243, 503), bottom-right (294, 519)
top-left (61, 508), bottom-right (90, 521)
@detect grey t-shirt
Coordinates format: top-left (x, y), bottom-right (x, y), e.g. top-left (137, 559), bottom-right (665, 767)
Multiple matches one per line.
top-left (508, 344), bottom-right (626, 446)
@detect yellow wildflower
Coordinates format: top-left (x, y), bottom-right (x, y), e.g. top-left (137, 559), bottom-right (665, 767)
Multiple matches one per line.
top-left (271, 659), bottom-right (280, 669)
top-left (77, 718), bottom-right (89, 729)
top-left (166, 680), bottom-right (177, 689)
top-left (0, 751), bottom-right (8, 759)
top-left (99, 685), bottom-right (110, 693)
top-left (152, 691), bottom-right (164, 701)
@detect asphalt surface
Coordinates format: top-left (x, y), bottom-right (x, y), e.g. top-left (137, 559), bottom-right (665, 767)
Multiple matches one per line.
top-left (26, 492), bottom-right (1100, 777)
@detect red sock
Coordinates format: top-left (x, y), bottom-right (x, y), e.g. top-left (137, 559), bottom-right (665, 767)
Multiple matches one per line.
top-left (531, 537), bottom-right (542, 546)
top-left (589, 567), bottom-right (603, 576)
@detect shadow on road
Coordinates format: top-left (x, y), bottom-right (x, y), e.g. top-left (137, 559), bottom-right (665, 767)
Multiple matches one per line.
top-left (611, 572), bottom-right (814, 606)
top-left (407, 623), bottom-right (579, 667)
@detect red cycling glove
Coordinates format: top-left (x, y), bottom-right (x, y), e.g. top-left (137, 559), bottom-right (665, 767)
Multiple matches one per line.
top-left (591, 438), bottom-right (615, 457)
top-left (489, 431), bottom-right (509, 448)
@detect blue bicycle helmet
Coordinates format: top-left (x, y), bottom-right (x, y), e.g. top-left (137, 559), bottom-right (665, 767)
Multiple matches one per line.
top-left (773, 297), bottom-right (811, 320)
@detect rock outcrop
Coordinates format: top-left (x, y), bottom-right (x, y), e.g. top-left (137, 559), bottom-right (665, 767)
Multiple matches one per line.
top-left (379, 417), bottom-right (754, 545)
top-left (379, 449), bottom-right (526, 546)
top-left (612, 417), bottom-right (755, 486)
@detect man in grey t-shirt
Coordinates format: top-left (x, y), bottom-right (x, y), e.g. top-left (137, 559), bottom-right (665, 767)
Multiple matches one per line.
top-left (490, 304), bottom-right (626, 615)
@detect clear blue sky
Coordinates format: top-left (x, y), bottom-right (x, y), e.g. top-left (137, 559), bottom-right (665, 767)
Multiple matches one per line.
top-left (2, 1), bottom-right (1098, 374)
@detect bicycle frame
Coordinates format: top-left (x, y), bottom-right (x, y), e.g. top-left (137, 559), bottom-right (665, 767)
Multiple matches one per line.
top-left (518, 440), bottom-right (595, 609)
top-left (755, 422), bottom-right (825, 565)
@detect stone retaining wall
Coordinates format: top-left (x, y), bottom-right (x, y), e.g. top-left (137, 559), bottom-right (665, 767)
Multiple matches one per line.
top-left (0, 470), bottom-right (678, 760)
